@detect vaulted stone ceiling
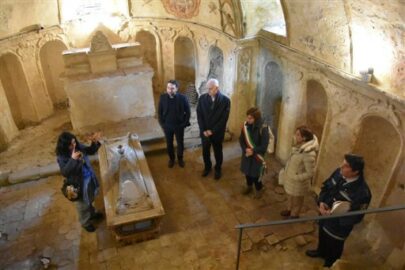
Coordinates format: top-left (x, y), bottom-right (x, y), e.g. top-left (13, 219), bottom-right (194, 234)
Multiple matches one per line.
top-left (241, 0), bottom-right (404, 95)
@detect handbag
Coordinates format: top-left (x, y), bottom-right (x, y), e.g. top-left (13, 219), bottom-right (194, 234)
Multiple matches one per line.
top-left (61, 179), bottom-right (81, 201)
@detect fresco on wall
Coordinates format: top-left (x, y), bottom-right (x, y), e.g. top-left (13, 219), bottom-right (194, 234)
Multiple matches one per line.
top-left (0, 5), bottom-right (12, 33)
top-left (161, 0), bottom-right (201, 19)
top-left (392, 60), bottom-right (405, 92)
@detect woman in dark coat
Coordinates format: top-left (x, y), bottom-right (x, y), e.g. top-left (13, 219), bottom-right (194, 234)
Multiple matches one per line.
top-left (239, 107), bottom-right (269, 198)
top-left (56, 131), bottom-right (103, 232)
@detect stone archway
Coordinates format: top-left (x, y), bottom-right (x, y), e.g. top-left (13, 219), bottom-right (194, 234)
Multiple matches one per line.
top-left (207, 45), bottom-right (224, 87)
top-left (174, 36), bottom-right (196, 93)
top-left (352, 116), bottom-right (401, 207)
top-left (0, 53), bottom-right (36, 129)
top-left (136, 30), bottom-right (159, 98)
top-left (40, 40), bottom-right (68, 108)
top-left (259, 61), bottom-right (283, 140)
top-left (306, 80), bottom-right (328, 142)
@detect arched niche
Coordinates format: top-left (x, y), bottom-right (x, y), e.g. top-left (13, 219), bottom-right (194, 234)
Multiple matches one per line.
top-left (174, 36), bottom-right (196, 92)
top-left (207, 45), bottom-right (224, 88)
top-left (352, 116), bottom-right (401, 207)
top-left (306, 80), bottom-right (328, 141)
top-left (259, 61), bottom-right (283, 140)
top-left (135, 30), bottom-right (159, 96)
top-left (0, 53), bottom-right (35, 129)
top-left (40, 40), bottom-right (68, 108)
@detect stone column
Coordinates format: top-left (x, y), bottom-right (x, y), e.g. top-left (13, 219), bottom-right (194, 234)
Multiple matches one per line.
top-left (17, 41), bottom-right (54, 121)
top-left (159, 27), bottom-right (176, 82)
top-left (0, 81), bottom-right (19, 147)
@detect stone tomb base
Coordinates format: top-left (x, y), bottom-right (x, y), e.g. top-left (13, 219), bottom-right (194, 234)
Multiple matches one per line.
top-left (65, 66), bottom-right (155, 131)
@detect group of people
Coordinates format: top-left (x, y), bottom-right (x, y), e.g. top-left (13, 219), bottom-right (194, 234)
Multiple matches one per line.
top-left (158, 78), bottom-right (231, 180)
top-left (55, 78), bottom-right (372, 268)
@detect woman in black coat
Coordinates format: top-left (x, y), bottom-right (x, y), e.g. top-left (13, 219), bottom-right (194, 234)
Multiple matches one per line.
top-left (239, 108), bottom-right (270, 198)
top-left (56, 131), bottom-right (103, 232)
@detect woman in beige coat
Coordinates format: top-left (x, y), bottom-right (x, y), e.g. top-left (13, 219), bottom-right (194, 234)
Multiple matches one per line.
top-left (279, 126), bottom-right (319, 218)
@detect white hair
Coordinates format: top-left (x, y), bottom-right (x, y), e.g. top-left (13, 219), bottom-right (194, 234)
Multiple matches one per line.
top-left (207, 78), bottom-right (219, 87)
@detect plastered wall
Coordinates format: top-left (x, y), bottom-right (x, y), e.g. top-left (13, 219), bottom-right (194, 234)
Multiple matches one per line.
top-left (257, 36), bottom-right (405, 256)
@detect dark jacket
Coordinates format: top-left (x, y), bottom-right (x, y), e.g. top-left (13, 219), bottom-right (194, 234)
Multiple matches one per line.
top-left (57, 141), bottom-right (100, 200)
top-left (196, 92), bottom-right (231, 141)
top-left (158, 93), bottom-right (191, 129)
top-left (239, 120), bottom-right (269, 177)
top-left (318, 168), bottom-right (372, 240)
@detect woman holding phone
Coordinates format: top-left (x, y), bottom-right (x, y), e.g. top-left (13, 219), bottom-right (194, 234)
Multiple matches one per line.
top-left (55, 131), bottom-right (103, 232)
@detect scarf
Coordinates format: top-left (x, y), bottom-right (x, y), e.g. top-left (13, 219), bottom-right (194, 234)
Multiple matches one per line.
top-left (242, 121), bottom-right (267, 176)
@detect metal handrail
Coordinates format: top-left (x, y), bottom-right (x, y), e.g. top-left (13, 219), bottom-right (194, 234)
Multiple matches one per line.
top-left (235, 204), bottom-right (405, 270)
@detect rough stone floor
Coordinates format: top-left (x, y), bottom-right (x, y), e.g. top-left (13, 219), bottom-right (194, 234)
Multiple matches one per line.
top-left (0, 114), bottom-right (387, 270)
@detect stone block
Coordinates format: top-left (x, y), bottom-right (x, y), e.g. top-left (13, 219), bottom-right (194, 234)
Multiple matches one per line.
top-left (88, 52), bottom-right (117, 73)
top-left (0, 170), bottom-right (11, 186)
top-left (64, 64), bottom-right (91, 76)
top-left (8, 167), bottom-right (41, 184)
top-left (294, 235), bottom-right (307, 246)
top-left (117, 57), bottom-right (143, 69)
top-left (116, 44), bottom-right (142, 58)
top-left (387, 248), bottom-right (405, 269)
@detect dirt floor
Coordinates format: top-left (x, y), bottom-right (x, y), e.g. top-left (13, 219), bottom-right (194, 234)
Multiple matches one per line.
top-left (0, 112), bottom-right (388, 270)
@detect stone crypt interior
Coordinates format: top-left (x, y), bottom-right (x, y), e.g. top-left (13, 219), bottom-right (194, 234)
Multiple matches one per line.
top-left (0, 0), bottom-right (404, 269)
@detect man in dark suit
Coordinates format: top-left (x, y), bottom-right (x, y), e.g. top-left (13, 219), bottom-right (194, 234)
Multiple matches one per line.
top-left (306, 154), bottom-right (372, 267)
top-left (197, 78), bottom-right (231, 180)
top-left (158, 80), bottom-right (191, 168)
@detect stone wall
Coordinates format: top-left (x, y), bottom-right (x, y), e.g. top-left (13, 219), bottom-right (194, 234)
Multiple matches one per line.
top-left (257, 34), bottom-right (405, 257)
top-left (0, 18), bottom-right (240, 149)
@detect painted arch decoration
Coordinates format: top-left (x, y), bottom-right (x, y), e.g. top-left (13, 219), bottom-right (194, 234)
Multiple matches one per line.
top-left (161, 0), bottom-right (201, 19)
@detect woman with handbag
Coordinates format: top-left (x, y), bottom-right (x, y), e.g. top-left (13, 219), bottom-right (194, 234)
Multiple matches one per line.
top-left (279, 126), bottom-right (319, 219)
top-left (239, 107), bottom-right (269, 199)
top-left (56, 131), bottom-right (103, 232)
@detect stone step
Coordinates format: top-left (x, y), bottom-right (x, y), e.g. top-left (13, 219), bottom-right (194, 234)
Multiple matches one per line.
top-left (330, 259), bottom-right (390, 270)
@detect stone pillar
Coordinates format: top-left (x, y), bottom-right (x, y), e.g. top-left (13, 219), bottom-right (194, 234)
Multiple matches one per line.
top-left (0, 81), bottom-right (19, 147)
top-left (159, 27), bottom-right (176, 82)
top-left (22, 57), bottom-right (54, 120)
top-left (275, 66), bottom-right (305, 162)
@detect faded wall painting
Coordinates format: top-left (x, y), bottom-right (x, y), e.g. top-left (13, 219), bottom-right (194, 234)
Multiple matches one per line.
top-left (259, 61), bottom-right (283, 139)
top-left (161, 0), bottom-right (201, 19)
top-left (207, 46), bottom-right (224, 87)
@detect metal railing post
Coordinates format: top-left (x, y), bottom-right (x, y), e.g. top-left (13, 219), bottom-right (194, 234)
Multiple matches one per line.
top-left (236, 228), bottom-right (243, 270)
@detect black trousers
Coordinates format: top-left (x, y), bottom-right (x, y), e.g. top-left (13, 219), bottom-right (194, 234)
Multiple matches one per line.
top-left (202, 136), bottom-right (223, 171)
top-left (318, 225), bottom-right (345, 267)
top-left (164, 126), bottom-right (184, 161)
top-left (245, 175), bottom-right (263, 191)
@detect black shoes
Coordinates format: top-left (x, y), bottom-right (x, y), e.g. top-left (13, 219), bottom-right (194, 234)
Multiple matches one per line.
top-left (305, 249), bottom-right (323, 258)
top-left (201, 168), bottom-right (211, 177)
top-left (83, 224), bottom-right (96, 232)
top-left (214, 170), bottom-right (222, 180)
top-left (178, 159), bottom-right (185, 168)
top-left (91, 212), bottom-right (104, 221)
top-left (168, 160), bottom-right (175, 168)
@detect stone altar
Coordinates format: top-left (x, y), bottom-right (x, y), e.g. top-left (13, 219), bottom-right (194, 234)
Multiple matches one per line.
top-left (98, 133), bottom-right (165, 242)
top-left (61, 31), bottom-right (155, 132)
